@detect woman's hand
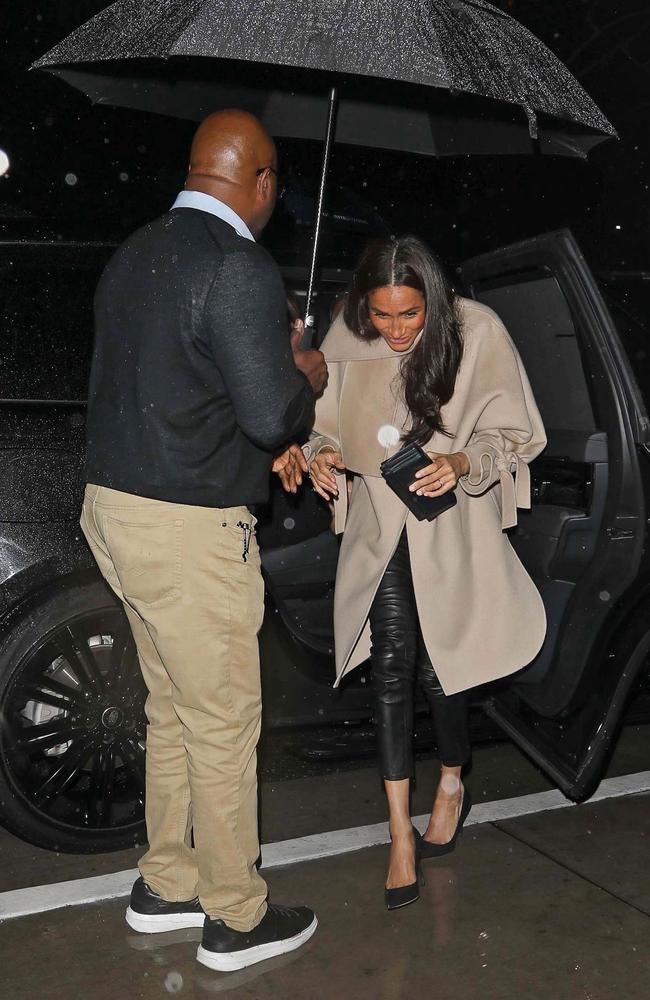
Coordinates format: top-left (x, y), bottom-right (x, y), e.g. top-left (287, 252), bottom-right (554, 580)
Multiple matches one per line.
top-left (409, 451), bottom-right (469, 497)
top-left (272, 444), bottom-right (308, 493)
top-left (309, 449), bottom-right (346, 500)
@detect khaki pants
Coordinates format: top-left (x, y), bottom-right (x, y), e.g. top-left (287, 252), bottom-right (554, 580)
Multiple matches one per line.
top-left (81, 484), bottom-right (267, 931)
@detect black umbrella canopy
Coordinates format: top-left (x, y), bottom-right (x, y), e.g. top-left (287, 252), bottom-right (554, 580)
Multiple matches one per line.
top-left (35, 0), bottom-right (616, 159)
top-left (34, 0), bottom-right (617, 323)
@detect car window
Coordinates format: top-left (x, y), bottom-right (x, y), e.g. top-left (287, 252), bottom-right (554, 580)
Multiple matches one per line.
top-left (599, 278), bottom-right (650, 410)
top-left (1, 254), bottom-right (106, 401)
top-left (471, 276), bottom-right (597, 432)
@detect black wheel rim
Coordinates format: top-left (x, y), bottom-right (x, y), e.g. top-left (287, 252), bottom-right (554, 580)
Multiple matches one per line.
top-left (1, 604), bottom-right (147, 841)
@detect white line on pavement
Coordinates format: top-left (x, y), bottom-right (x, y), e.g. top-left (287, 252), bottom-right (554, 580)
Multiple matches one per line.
top-left (2, 770), bottom-right (649, 922)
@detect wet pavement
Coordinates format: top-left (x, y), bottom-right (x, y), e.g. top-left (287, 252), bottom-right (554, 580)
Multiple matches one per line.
top-left (1, 724), bottom-right (649, 997)
top-left (2, 792), bottom-right (650, 999)
top-left (1, 722), bottom-right (648, 894)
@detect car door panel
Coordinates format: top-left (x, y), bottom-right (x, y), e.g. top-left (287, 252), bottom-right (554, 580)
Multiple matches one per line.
top-left (520, 434), bottom-right (606, 582)
top-left (460, 230), bottom-right (647, 798)
top-left (261, 530), bottom-right (338, 652)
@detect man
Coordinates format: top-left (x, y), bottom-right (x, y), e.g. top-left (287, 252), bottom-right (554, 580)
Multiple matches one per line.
top-left (80, 110), bottom-right (326, 972)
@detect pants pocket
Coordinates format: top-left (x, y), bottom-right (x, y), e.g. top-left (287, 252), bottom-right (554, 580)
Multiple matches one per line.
top-left (215, 517), bottom-right (261, 573)
top-left (104, 517), bottom-right (183, 608)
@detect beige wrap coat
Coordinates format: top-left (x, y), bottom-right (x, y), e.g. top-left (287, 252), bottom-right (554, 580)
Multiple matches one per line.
top-left (303, 297), bottom-right (547, 696)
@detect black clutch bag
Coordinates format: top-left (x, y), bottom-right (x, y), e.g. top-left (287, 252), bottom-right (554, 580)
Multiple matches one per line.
top-left (380, 444), bottom-right (457, 522)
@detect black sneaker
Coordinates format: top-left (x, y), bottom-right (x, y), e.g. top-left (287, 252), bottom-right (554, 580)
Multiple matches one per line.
top-left (125, 876), bottom-right (205, 933)
top-left (197, 903), bottom-right (318, 972)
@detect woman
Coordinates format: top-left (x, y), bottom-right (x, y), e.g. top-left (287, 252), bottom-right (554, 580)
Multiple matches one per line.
top-left (278, 236), bottom-right (546, 910)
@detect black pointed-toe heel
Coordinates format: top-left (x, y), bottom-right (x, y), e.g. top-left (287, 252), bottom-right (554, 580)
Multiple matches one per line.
top-left (385, 831), bottom-right (423, 911)
top-left (419, 787), bottom-right (472, 860)
top-left (385, 877), bottom-right (420, 911)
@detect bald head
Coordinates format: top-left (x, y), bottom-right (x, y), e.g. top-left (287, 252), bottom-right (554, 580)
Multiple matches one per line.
top-left (189, 110), bottom-right (276, 182)
top-left (185, 110), bottom-right (278, 236)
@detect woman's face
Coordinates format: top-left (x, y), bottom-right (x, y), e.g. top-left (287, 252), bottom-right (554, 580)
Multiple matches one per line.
top-left (367, 285), bottom-right (426, 353)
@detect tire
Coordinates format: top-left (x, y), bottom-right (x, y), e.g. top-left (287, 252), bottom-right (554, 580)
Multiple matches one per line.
top-left (0, 577), bottom-right (147, 853)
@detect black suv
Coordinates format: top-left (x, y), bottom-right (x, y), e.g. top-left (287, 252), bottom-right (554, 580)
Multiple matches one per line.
top-left (0, 231), bottom-right (648, 853)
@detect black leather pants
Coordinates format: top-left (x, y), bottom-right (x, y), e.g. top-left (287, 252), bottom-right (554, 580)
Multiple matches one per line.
top-left (369, 530), bottom-right (471, 781)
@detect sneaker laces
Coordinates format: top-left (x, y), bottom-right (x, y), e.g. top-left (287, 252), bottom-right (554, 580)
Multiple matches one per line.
top-left (268, 903), bottom-right (300, 919)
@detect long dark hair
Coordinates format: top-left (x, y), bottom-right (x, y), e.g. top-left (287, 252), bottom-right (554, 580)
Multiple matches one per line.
top-left (344, 235), bottom-right (463, 445)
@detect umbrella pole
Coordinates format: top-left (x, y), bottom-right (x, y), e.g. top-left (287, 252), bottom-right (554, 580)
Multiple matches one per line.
top-left (304, 86), bottom-right (339, 333)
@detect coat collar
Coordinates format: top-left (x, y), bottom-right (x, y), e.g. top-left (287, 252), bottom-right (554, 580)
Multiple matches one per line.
top-left (322, 313), bottom-right (422, 362)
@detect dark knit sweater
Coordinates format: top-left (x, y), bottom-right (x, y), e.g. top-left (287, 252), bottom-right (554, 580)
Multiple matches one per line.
top-left (86, 208), bottom-right (313, 507)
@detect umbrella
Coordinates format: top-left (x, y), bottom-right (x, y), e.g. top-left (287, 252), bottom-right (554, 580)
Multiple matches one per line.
top-left (34, 0), bottom-right (616, 322)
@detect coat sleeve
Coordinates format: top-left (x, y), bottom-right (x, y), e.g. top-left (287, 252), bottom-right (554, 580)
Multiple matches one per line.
top-left (301, 357), bottom-right (343, 459)
top-left (301, 358), bottom-right (348, 534)
top-left (204, 246), bottom-right (314, 451)
top-left (457, 323), bottom-right (546, 529)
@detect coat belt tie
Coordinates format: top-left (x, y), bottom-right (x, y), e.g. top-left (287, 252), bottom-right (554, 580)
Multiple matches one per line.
top-left (496, 453), bottom-right (531, 530)
top-left (332, 473), bottom-right (348, 534)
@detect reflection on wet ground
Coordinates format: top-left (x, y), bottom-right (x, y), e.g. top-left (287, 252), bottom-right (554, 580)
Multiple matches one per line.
top-left (2, 794), bottom-right (650, 999)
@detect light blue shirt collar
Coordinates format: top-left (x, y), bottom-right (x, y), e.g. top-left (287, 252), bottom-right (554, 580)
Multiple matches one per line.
top-left (171, 190), bottom-right (255, 242)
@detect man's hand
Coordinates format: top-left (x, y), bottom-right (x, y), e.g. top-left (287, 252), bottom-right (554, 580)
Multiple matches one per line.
top-left (309, 449), bottom-right (346, 500)
top-left (409, 451), bottom-right (470, 497)
top-left (291, 326), bottom-right (328, 395)
top-left (272, 443), bottom-right (309, 493)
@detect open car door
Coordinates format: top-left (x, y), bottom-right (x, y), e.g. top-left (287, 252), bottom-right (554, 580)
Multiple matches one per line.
top-left (460, 230), bottom-right (649, 800)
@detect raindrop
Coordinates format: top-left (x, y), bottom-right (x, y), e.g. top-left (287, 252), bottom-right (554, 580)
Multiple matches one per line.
top-left (164, 971), bottom-right (183, 993)
top-left (64, 172), bottom-right (78, 186)
top-left (377, 424), bottom-right (400, 448)
top-left (283, 517), bottom-right (296, 530)
top-left (119, 171), bottom-right (130, 182)
top-left (0, 149), bottom-right (9, 176)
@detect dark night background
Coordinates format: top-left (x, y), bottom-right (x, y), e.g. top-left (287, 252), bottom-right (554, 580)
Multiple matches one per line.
top-left (1, 1), bottom-right (649, 274)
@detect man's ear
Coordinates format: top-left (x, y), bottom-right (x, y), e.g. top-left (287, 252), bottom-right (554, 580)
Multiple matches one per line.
top-left (257, 168), bottom-right (272, 202)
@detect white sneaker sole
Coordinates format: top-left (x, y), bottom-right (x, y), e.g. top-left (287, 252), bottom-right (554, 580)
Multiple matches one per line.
top-left (196, 915), bottom-right (318, 972)
top-left (125, 906), bottom-right (205, 934)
